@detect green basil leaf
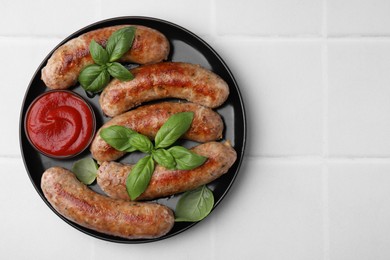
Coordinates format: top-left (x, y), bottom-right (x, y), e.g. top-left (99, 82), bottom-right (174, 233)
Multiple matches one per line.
top-left (152, 149), bottom-right (176, 169)
top-left (175, 185), bottom-right (214, 222)
top-left (155, 112), bottom-right (194, 149)
top-left (79, 65), bottom-right (110, 93)
top-left (78, 64), bottom-right (102, 87)
top-left (128, 133), bottom-right (153, 154)
top-left (72, 158), bottom-right (98, 185)
top-left (89, 40), bottom-right (109, 65)
top-left (168, 146), bottom-right (207, 170)
top-left (107, 62), bottom-right (134, 81)
top-left (100, 125), bottom-right (137, 152)
top-left (126, 155), bottom-right (155, 200)
top-left (106, 26), bottom-right (136, 62)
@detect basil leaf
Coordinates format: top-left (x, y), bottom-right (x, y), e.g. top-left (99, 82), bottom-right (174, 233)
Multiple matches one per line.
top-left (106, 26), bottom-right (136, 62)
top-left (79, 65), bottom-right (110, 93)
top-left (175, 185), bottom-right (214, 222)
top-left (72, 158), bottom-right (98, 185)
top-left (126, 155), bottom-right (155, 200)
top-left (168, 146), bottom-right (207, 170)
top-left (129, 133), bottom-right (153, 154)
top-left (89, 40), bottom-right (109, 65)
top-left (155, 112), bottom-right (194, 149)
top-left (78, 64), bottom-right (102, 87)
top-left (100, 125), bottom-right (137, 152)
top-left (152, 149), bottom-right (176, 169)
top-left (107, 62), bottom-right (134, 81)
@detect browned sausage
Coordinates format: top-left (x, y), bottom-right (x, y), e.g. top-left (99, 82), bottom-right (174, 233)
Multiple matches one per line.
top-left (99, 62), bottom-right (229, 117)
top-left (90, 102), bottom-right (224, 163)
top-left (97, 142), bottom-right (237, 201)
top-left (41, 25), bottom-right (170, 90)
top-left (41, 167), bottom-right (174, 239)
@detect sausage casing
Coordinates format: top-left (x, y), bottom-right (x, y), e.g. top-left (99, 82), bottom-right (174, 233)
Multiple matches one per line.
top-left (99, 62), bottom-right (229, 117)
top-left (41, 167), bottom-right (174, 239)
top-left (42, 25), bottom-right (170, 90)
top-left (97, 142), bottom-right (237, 201)
top-left (90, 102), bottom-right (224, 163)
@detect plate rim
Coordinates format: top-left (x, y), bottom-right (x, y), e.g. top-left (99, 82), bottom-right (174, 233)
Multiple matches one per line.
top-left (19, 16), bottom-right (247, 244)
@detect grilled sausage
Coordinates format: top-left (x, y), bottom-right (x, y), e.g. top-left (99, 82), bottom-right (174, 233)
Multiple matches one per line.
top-left (41, 167), bottom-right (174, 239)
top-left (90, 102), bottom-right (224, 163)
top-left (42, 25), bottom-right (170, 90)
top-left (97, 142), bottom-right (237, 201)
top-left (99, 62), bottom-right (229, 117)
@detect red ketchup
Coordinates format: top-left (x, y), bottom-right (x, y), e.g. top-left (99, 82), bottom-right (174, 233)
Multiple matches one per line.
top-left (25, 90), bottom-right (95, 158)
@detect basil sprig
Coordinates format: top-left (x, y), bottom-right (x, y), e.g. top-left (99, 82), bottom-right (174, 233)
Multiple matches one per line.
top-left (175, 185), bottom-right (214, 222)
top-left (78, 26), bottom-right (136, 93)
top-left (100, 112), bottom-right (208, 200)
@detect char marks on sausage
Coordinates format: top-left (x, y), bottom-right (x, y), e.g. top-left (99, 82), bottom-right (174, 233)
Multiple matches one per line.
top-left (97, 142), bottom-right (237, 201)
top-left (99, 62), bottom-right (229, 117)
top-left (42, 25), bottom-right (170, 90)
top-left (90, 102), bottom-right (224, 163)
top-left (41, 167), bottom-right (174, 239)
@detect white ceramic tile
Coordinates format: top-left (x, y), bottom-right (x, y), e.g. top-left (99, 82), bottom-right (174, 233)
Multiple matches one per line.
top-left (211, 39), bottom-right (323, 156)
top-left (98, 0), bottom-right (213, 37)
top-left (0, 0), bottom-right (99, 37)
top-left (328, 41), bottom-right (390, 157)
top-left (328, 162), bottom-right (390, 260)
top-left (328, 0), bottom-right (390, 36)
top-left (0, 158), bottom-right (94, 259)
top-left (212, 158), bottom-right (323, 259)
top-left (0, 38), bottom-right (60, 156)
top-left (4, 0), bottom-right (390, 258)
top-left (215, 0), bottom-right (322, 36)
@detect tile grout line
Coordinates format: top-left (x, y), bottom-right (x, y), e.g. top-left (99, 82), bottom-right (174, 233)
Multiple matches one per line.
top-left (7, 154), bottom-right (390, 162)
top-left (244, 154), bottom-right (390, 162)
top-left (95, 0), bottom-right (103, 21)
top-left (321, 160), bottom-right (330, 260)
top-left (210, 0), bottom-right (217, 37)
top-left (321, 0), bottom-right (330, 259)
top-left (90, 239), bottom-right (96, 260)
top-left (0, 35), bottom-right (64, 41)
top-left (3, 35), bottom-right (390, 41)
top-left (0, 155), bottom-right (22, 160)
top-left (210, 214), bottom-right (216, 260)
top-left (193, 34), bottom-right (390, 40)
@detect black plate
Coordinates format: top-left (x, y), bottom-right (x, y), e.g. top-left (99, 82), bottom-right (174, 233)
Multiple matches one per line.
top-left (19, 17), bottom-right (246, 243)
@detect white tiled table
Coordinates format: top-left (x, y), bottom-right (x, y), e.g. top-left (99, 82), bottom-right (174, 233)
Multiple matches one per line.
top-left (2, 1), bottom-right (390, 259)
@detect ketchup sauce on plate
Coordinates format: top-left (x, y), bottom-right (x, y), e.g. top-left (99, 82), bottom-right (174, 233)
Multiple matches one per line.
top-left (25, 90), bottom-right (95, 158)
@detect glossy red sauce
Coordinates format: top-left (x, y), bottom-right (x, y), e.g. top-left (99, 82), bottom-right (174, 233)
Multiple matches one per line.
top-left (26, 91), bottom-right (95, 158)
